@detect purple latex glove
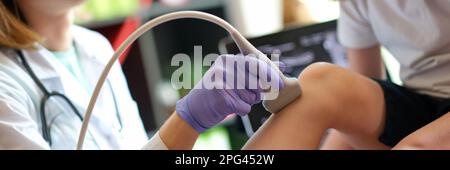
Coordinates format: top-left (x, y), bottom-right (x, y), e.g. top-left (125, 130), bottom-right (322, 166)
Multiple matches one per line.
top-left (176, 54), bottom-right (284, 133)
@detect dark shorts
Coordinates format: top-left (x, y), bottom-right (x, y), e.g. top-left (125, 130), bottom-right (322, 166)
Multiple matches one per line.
top-left (374, 79), bottom-right (450, 147)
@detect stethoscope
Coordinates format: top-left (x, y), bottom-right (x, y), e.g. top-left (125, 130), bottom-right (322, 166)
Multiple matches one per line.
top-left (16, 49), bottom-right (123, 146)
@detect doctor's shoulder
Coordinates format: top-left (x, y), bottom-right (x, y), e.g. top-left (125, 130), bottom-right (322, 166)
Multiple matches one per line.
top-left (0, 49), bottom-right (38, 111)
top-left (71, 25), bottom-right (115, 64)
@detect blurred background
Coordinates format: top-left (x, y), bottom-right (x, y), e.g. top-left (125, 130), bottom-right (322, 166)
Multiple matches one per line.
top-left (74, 0), bottom-right (399, 150)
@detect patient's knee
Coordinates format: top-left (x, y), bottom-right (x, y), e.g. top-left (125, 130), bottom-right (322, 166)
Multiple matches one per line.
top-left (295, 63), bottom-right (352, 111)
top-left (299, 62), bottom-right (339, 83)
top-left (299, 62), bottom-right (380, 98)
top-left (297, 62), bottom-right (383, 117)
top-left (298, 62), bottom-right (355, 98)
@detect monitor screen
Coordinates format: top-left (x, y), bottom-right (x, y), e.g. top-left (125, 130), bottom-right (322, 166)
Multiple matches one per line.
top-left (219, 20), bottom-right (347, 135)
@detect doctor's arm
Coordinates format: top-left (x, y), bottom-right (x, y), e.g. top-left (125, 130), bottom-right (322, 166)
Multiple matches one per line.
top-left (149, 113), bottom-right (199, 150)
top-left (0, 72), bottom-right (50, 149)
top-left (143, 55), bottom-right (283, 150)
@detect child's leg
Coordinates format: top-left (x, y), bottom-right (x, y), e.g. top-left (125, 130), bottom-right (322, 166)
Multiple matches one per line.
top-left (320, 129), bottom-right (354, 150)
top-left (393, 112), bottom-right (450, 149)
top-left (243, 63), bottom-right (389, 149)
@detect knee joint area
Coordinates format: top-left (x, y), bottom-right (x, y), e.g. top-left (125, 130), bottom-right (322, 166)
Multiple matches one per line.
top-left (299, 62), bottom-right (342, 82)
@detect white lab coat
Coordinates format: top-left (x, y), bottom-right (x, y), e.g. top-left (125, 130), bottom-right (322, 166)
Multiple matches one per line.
top-left (0, 26), bottom-right (165, 150)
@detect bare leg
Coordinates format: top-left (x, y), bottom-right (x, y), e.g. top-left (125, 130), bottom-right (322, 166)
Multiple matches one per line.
top-left (243, 63), bottom-right (389, 150)
top-left (393, 112), bottom-right (450, 150)
top-left (320, 129), bottom-right (354, 150)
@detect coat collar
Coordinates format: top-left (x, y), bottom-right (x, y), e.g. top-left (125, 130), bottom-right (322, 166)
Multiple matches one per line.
top-left (19, 26), bottom-right (110, 111)
top-left (23, 26), bottom-right (107, 81)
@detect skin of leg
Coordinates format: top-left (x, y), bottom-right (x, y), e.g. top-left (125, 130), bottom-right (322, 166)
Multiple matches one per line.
top-left (243, 62), bottom-right (389, 150)
top-left (320, 129), bottom-right (354, 150)
top-left (393, 112), bottom-right (450, 150)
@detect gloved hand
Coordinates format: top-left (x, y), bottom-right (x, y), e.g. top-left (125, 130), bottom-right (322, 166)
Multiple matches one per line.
top-left (176, 54), bottom-right (285, 133)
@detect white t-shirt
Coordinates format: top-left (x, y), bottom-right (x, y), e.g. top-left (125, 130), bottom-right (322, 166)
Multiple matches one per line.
top-left (338, 0), bottom-right (450, 98)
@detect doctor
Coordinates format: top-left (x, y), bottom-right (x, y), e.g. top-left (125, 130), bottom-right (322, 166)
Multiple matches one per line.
top-left (0, 0), bottom-right (286, 149)
top-left (0, 0), bottom-right (150, 149)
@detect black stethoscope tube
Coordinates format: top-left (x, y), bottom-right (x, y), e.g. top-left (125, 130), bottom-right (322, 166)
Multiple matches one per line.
top-left (16, 50), bottom-right (122, 146)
